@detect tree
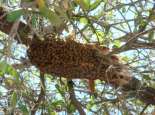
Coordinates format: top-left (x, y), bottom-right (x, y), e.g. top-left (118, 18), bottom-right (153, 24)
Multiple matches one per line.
top-left (0, 0), bottom-right (155, 114)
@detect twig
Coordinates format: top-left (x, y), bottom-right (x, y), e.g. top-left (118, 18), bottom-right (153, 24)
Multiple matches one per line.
top-left (12, 59), bottom-right (32, 69)
top-left (140, 104), bottom-right (149, 115)
top-left (105, 0), bottom-right (146, 12)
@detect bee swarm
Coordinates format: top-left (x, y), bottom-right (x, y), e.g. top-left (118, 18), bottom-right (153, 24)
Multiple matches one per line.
top-left (27, 36), bottom-right (131, 87)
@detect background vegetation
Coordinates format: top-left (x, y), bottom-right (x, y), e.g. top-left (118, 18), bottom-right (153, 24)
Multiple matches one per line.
top-left (0, 0), bottom-right (155, 115)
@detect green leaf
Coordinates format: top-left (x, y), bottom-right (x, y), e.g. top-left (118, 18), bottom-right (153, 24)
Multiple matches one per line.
top-left (121, 7), bottom-right (126, 13)
top-left (121, 56), bottom-right (129, 62)
top-left (138, 20), bottom-right (147, 31)
top-left (80, 17), bottom-right (88, 24)
top-left (48, 100), bottom-right (64, 114)
top-left (143, 74), bottom-right (151, 80)
top-left (39, 7), bottom-right (62, 27)
top-left (0, 61), bottom-right (19, 82)
top-left (50, 112), bottom-right (57, 115)
top-left (7, 66), bottom-right (18, 78)
top-left (90, 0), bottom-right (102, 10)
top-left (113, 40), bottom-right (121, 48)
top-left (96, 31), bottom-right (105, 43)
top-left (86, 102), bottom-right (93, 110)
top-left (54, 6), bottom-right (68, 20)
top-left (104, 24), bottom-right (110, 34)
top-left (7, 9), bottom-right (24, 22)
top-left (149, 9), bottom-right (155, 21)
top-left (52, 100), bottom-right (64, 107)
top-left (0, 61), bottom-right (8, 76)
top-left (148, 30), bottom-right (154, 41)
top-left (96, 31), bottom-right (104, 37)
top-left (83, 0), bottom-right (90, 10)
top-left (86, 96), bottom-right (94, 110)
top-left (11, 91), bottom-right (17, 108)
top-left (18, 102), bottom-right (29, 115)
top-left (67, 104), bottom-right (76, 113)
top-left (76, 0), bottom-right (90, 10)
top-left (31, 15), bottom-right (38, 27)
top-left (55, 84), bottom-right (65, 97)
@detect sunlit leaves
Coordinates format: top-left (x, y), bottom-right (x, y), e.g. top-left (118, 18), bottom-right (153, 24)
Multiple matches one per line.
top-left (67, 103), bottom-right (76, 113)
top-left (121, 56), bottom-right (129, 62)
top-left (0, 61), bottom-right (19, 78)
top-left (7, 9), bottom-right (24, 22)
top-left (89, 0), bottom-right (102, 10)
top-left (1, 0), bottom-right (155, 114)
top-left (80, 17), bottom-right (88, 25)
top-left (75, 0), bottom-right (90, 10)
top-left (134, 12), bottom-right (148, 32)
top-left (74, 0), bottom-right (102, 11)
top-left (18, 101), bottom-right (29, 115)
top-left (47, 100), bottom-right (64, 114)
top-left (0, 61), bottom-right (20, 90)
top-left (138, 20), bottom-right (147, 32)
top-left (86, 96), bottom-right (95, 110)
top-left (113, 40), bottom-right (121, 48)
top-left (20, 107), bottom-right (29, 115)
top-left (40, 7), bottom-right (62, 26)
top-left (96, 31), bottom-right (105, 43)
top-left (36, 0), bottom-right (63, 27)
top-left (50, 111), bottom-right (57, 115)
top-left (55, 84), bottom-right (65, 97)
top-left (52, 100), bottom-right (64, 108)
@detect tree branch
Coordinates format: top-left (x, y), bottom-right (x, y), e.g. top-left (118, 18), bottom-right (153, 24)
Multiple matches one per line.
top-left (67, 80), bottom-right (86, 115)
top-left (31, 72), bottom-right (46, 115)
top-left (1, 6), bottom-right (155, 107)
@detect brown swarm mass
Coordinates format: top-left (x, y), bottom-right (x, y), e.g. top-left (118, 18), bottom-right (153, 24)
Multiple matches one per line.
top-left (27, 36), bottom-right (131, 87)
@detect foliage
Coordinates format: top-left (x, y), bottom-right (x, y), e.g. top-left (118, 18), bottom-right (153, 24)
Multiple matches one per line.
top-left (0, 0), bottom-right (155, 115)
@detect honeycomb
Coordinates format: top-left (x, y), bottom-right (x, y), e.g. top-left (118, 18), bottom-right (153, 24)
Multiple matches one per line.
top-left (27, 35), bottom-right (131, 87)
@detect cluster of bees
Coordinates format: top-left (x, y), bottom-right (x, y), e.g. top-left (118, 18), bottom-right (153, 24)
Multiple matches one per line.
top-left (27, 35), bottom-right (131, 91)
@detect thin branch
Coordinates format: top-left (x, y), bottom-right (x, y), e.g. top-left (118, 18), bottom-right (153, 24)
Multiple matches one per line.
top-left (12, 59), bottom-right (32, 69)
top-left (140, 104), bottom-right (150, 115)
top-left (110, 27), bottom-right (155, 54)
top-left (109, 1), bottom-right (132, 32)
top-left (105, 0), bottom-right (146, 12)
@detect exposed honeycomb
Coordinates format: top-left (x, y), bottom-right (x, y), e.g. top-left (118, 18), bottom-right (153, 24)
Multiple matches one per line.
top-left (27, 35), bottom-right (131, 87)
